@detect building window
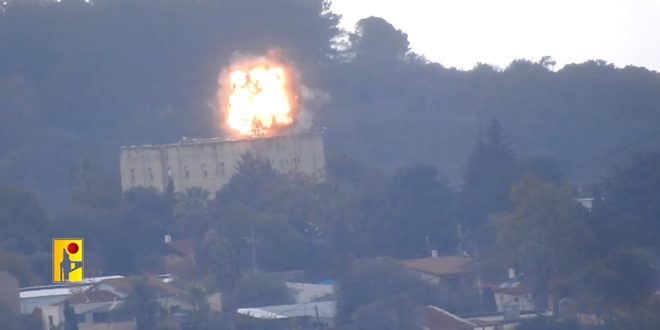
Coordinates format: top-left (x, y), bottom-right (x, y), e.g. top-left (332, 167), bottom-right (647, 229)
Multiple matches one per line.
top-left (220, 162), bottom-right (226, 176)
top-left (148, 168), bottom-right (154, 181)
top-left (202, 164), bottom-right (208, 178)
top-left (130, 169), bottom-right (135, 182)
top-left (184, 166), bottom-right (190, 179)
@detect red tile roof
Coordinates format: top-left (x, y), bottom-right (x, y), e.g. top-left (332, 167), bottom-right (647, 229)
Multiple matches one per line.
top-left (401, 256), bottom-right (471, 277)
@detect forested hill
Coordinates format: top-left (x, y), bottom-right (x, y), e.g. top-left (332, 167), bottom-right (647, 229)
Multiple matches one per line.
top-left (1, 0), bottom-right (660, 205)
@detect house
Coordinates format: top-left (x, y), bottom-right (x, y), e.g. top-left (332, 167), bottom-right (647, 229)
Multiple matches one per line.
top-left (91, 275), bottom-right (192, 314)
top-left (41, 290), bottom-right (135, 330)
top-left (420, 305), bottom-right (476, 330)
top-left (420, 305), bottom-right (552, 330)
top-left (237, 300), bottom-right (335, 329)
top-left (0, 271), bottom-right (20, 313)
top-left (490, 269), bottom-right (536, 314)
top-left (159, 235), bottom-right (197, 278)
top-left (39, 275), bottom-right (202, 330)
top-left (577, 197), bottom-right (594, 212)
top-left (19, 276), bottom-right (124, 314)
top-left (286, 282), bottom-right (334, 303)
top-left (401, 255), bottom-right (472, 285)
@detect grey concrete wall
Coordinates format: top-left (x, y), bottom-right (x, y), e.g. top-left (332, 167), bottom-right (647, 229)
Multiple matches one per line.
top-left (120, 133), bottom-right (325, 197)
top-left (0, 271), bottom-right (20, 313)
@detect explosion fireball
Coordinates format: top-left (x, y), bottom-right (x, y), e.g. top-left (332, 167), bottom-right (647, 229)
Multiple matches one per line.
top-left (221, 58), bottom-right (296, 136)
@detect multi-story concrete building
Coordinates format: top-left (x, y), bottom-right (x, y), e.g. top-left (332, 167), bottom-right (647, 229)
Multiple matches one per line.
top-left (120, 132), bottom-right (325, 196)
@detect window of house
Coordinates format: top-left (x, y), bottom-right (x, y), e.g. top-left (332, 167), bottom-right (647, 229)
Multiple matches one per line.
top-left (202, 164), bottom-right (208, 178)
top-left (184, 165), bottom-right (190, 179)
top-left (220, 162), bottom-right (226, 176)
top-left (130, 169), bottom-right (135, 182)
top-left (148, 168), bottom-right (154, 181)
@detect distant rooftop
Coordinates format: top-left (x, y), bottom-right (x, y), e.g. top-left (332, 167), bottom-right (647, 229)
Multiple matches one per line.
top-left (237, 301), bottom-right (335, 320)
top-left (20, 275), bottom-right (124, 299)
top-left (401, 256), bottom-right (471, 277)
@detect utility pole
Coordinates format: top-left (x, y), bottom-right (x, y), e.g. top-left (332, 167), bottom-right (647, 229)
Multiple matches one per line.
top-left (474, 241), bottom-right (483, 308)
top-left (244, 224), bottom-right (259, 274)
top-left (425, 235), bottom-right (431, 257)
top-left (457, 225), bottom-right (466, 256)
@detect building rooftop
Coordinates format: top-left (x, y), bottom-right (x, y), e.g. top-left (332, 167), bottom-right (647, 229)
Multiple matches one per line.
top-left (420, 305), bottom-right (476, 330)
top-left (237, 301), bottom-right (335, 319)
top-left (55, 290), bottom-right (121, 305)
top-left (401, 256), bottom-right (471, 277)
top-left (121, 131), bottom-right (322, 150)
top-left (20, 276), bottom-right (124, 299)
top-left (94, 275), bottom-right (183, 297)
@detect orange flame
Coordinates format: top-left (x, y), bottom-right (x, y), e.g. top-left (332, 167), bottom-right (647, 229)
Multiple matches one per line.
top-left (222, 60), bottom-right (295, 136)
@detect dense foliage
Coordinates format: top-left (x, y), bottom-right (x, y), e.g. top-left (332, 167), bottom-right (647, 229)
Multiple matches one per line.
top-left (1, 0), bottom-right (660, 329)
top-left (0, 0), bottom-right (659, 206)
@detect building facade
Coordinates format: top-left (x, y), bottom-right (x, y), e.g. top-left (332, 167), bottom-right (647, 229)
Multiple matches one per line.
top-left (120, 132), bottom-right (325, 196)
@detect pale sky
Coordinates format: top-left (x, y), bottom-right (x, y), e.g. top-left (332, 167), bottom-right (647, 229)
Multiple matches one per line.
top-left (331, 0), bottom-right (660, 71)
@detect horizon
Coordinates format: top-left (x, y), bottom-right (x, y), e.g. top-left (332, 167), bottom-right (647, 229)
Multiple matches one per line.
top-left (332, 0), bottom-right (660, 72)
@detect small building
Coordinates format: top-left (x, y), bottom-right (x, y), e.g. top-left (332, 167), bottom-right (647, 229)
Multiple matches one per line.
top-left (39, 275), bottom-right (203, 330)
top-left (91, 276), bottom-right (192, 314)
top-left (159, 235), bottom-right (197, 279)
top-left (490, 269), bottom-right (536, 314)
top-left (41, 290), bottom-right (135, 330)
top-left (19, 276), bottom-right (123, 314)
top-left (286, 282), bottom-right (334, 304)
top-left (577, 197), bottom-right (594, 212)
